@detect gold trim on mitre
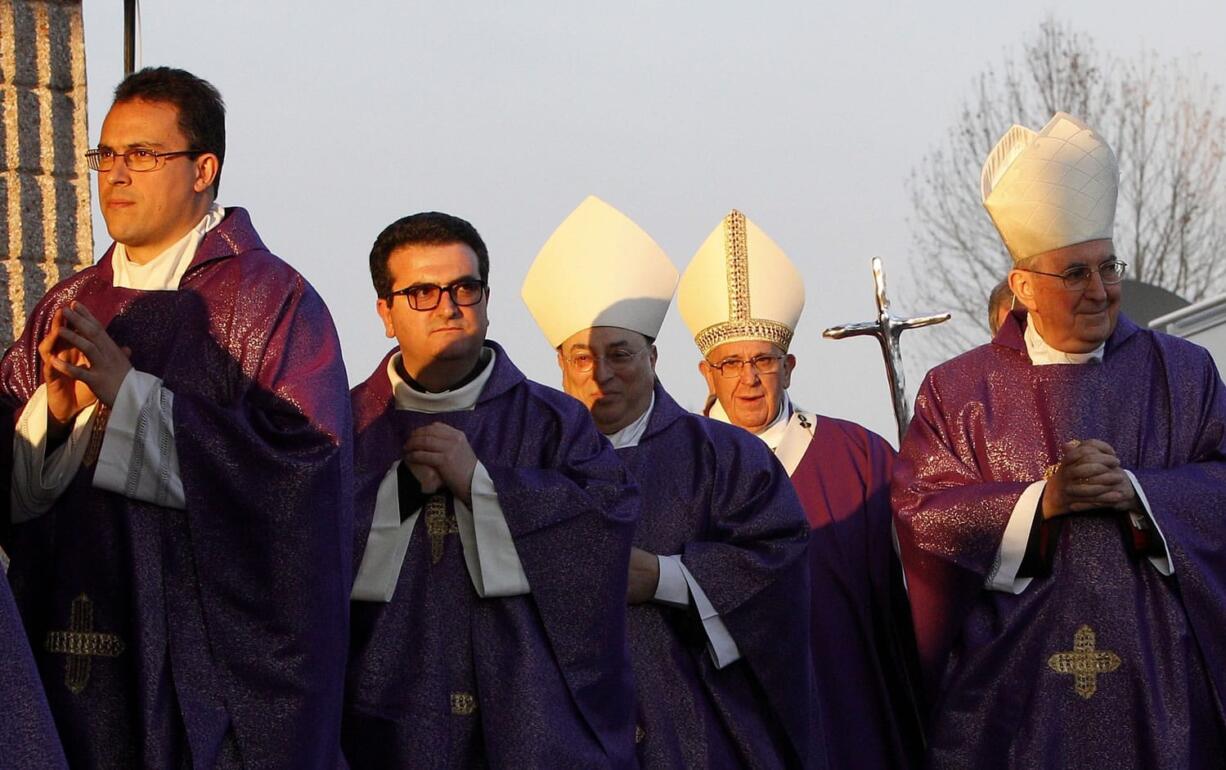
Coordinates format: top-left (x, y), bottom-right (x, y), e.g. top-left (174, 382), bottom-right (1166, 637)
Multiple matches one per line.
top-left (724, 210), bottom-right (751, 322)
top-left (694, 319), bottom-right (794, 356)
top-left (679, 208), bottom-right (805, 356)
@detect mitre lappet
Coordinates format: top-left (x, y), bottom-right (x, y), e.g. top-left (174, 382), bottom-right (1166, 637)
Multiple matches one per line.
top-left (677, 209), bottom-right (805, 356)
top-left (981, 111), bottom-right (1119, 262)
top-left (521, 195), bottom-right (678, 344)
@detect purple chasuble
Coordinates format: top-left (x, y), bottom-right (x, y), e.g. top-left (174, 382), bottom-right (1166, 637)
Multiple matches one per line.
top-left (617, 383), bottom-right (817, 769)
top-left (789, 415), bottom-right (923, 770)
top-left (0, 208), bottom-right (354, 769)
top-left (1, 570), bottom-right (67, 769)
top-left (893, 311), bottom-right (1226, 769)
top-left (343, 344), bottom-right (639, 769)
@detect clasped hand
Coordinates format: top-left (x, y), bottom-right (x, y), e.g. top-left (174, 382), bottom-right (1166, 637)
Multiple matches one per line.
top-left (402, 423), bottom-right (477, 507)
top-left (38, 302), bottom-right (131, 427)
top-left (1042, 439), bottom-right (1137, 519)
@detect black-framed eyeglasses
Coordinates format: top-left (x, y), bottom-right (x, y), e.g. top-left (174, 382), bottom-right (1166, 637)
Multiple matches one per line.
top-left (85, 147), bottom-right (204, 173)
top-left (564, 346), bottom-right (650, 374)
top-left (1016, 260), bottom-right (1128, 291)
top-left (707, 354), bottom-right (785, 379)
top-left (386, 279), bottom-right (487, 311)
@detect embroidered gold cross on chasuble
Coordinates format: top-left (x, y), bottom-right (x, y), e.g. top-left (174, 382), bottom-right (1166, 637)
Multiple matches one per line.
top-left (44, 594), bottom-right (125, 694)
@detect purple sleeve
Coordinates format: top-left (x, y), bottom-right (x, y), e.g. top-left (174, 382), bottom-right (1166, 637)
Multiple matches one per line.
top-left (1127, 350), bottom-right (1226, 714)
top-left (486, 405), bottom-right (639, 766)
top-left (891, 373), bottom-right (1029, 687)
top-left (170, 279), bottom-right (352, 769)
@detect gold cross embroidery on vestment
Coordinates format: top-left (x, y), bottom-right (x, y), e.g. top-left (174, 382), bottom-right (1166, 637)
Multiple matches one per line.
top-left (1047, 624), bottom-right (1120, 699)
top-left (424, 495), bottom-right (458, 565)
top-left (44, 594), bottom-right (125, 694)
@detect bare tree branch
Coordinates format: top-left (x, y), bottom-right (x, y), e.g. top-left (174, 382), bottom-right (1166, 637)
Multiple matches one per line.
top-left (902, 17), bottom-right (1226, 377)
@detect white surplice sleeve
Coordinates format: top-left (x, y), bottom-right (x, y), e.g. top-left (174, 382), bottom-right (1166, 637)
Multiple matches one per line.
top-left (351, 460), bottom-right (530, 603)
top-left (92, 369), bottom-right (185, 509)
top-left (352, 461), bottom-right (419, 602)
top-left (653, 554), bottom-right (742, 668)
top-left (11, 384), bottom-right (99, 522)
top-left (454, 462), bottom-right (530, 597)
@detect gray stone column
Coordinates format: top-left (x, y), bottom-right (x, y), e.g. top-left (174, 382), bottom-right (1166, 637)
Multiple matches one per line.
top-left (1, 0), bottom-right (93, 345)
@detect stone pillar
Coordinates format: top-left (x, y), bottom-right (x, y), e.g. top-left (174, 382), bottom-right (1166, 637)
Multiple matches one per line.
top-left (0, 0), bottom-right (92, 345)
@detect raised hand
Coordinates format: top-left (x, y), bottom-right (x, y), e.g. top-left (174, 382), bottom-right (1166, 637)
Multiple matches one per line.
top-left (45, 302), bottom-right (132, 409)
top-left (38, 306), bottom-right (98, 427)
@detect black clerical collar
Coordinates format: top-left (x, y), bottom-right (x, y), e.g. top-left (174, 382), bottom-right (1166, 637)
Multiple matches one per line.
top-left (397, 347), bottom-right (492, 394)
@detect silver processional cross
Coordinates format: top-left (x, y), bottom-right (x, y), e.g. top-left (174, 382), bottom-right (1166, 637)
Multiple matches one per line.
top-left (823, 257), bottom-right (951, 444)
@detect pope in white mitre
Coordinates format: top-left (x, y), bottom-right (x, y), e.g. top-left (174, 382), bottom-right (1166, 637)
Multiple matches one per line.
top-left (678, 210), bottom-right (925, 770)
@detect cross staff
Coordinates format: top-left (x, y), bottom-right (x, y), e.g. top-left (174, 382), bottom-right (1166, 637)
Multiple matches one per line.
top-left (823, 257), bottom-right (950, 444)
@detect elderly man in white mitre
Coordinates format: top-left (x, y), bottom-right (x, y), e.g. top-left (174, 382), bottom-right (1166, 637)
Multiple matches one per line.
top-left (892, 112), bottom-right (1226, 769)
top-left (678, 210), bottom-right (923, 770)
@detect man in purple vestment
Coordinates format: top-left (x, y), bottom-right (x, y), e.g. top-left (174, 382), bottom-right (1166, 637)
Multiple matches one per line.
top-left (894, 112), bottom-right (1226, 769)
top-left (0, 68), bottom-right (353, 768)
top-left (678, 210), bottom-right (924, 769)
top-left (343, 211), bottom-right (639, 768)
top-left (522, 196), bottom-right (817, 769)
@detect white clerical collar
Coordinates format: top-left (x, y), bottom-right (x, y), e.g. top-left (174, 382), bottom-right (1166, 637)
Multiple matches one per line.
top-left (708, 395), bottom-right (791, 451)
top-left (605, 393), bottom-right (655, 449)
top-left (1024, 320), bottom-right (1105, 366)
top-left (388, 348), bottom-right (496, 413)
top-left (112, 203), bottom-right (225, 291)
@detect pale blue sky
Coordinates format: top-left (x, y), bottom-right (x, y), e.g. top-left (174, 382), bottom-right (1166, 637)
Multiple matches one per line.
top-left (80, 1), bottom-right (1226, 442)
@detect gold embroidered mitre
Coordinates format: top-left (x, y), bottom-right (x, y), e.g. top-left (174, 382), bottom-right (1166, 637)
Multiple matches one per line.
top-left (522, 195), bottom-right (677, 347)
top-left (678, 210), bottom-right (805, 356)
top-left (982, 112), bottom-right (1119, 262)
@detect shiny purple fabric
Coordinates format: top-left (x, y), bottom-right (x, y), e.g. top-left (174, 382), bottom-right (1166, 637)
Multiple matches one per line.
top-left (617, 383), bottom-right (816, 769)
top-left (790, 416), bottom-right (923, 770)
top-left (893, 310), bottom-right (1226, 769)
top-left (0, 571), bottom-right (67, 769)
top-left (343, 344), bottom-right (639, 769)
top-left (0, 208), bottom-right (353, 769)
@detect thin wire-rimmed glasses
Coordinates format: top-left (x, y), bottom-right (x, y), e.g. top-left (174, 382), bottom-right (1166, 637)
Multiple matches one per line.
top-left (386, 279), bottom-right (487, 311)
top-left (564, 347), bottom-right (650, 374)
top-left (707, 354), bottom-right (785, 379)
top-left (1015, 260), bottom-right (1128, 291)
top-left (85, 147), bottom-right (203, 172)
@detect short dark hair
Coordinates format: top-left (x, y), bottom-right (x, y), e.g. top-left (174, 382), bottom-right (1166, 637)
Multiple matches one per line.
top-left (113, 67), bottom-right (226, 196)
top-left (369, 212), bottom-right (490, 298)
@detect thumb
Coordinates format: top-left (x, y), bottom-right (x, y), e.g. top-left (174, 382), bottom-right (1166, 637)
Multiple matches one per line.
top-left (120, 346), bottom-right (133, 359)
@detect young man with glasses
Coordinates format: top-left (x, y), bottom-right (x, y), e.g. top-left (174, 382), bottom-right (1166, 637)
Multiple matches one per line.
top-left (678, 210), bottom-right (924, 770)
top-left (523, 196), bottom-right (816, 768)
top-left (0, 67), bottom-right (353, 767)
top-left (894, 113), bottom-right (1226, 768)
top-left (344, 211), bottom-right (639, 768)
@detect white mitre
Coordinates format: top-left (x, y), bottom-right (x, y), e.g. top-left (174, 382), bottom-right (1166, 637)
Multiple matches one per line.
top-left (982, 112), bottom-right (1119, 262)
top-left (521, 195), bottom-right (678, 347)
top-left (677, 210), bottom-right (805, 356)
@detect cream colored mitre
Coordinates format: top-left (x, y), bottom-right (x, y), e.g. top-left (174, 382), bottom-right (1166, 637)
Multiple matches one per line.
top-left (677, 210), bottom-right (805, 356)
top-left (982, 112), bottom-right (1118, 262)
top-left (521, 195), bottom-right (678, 347)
